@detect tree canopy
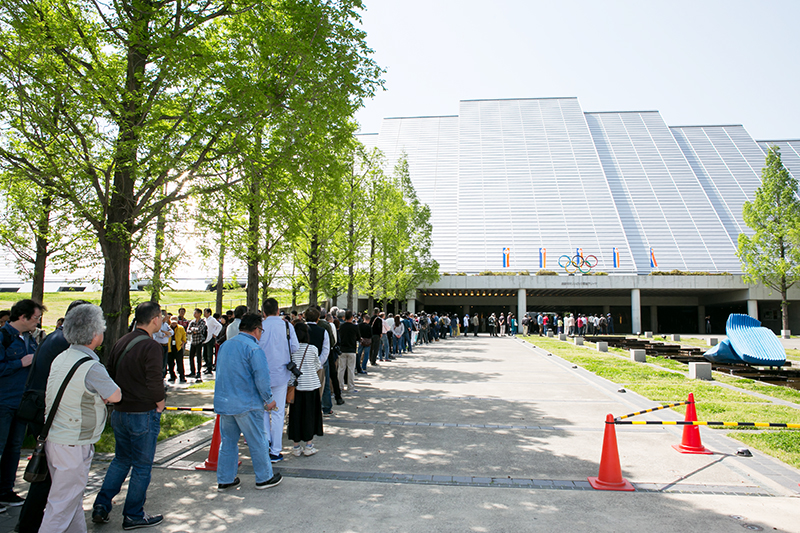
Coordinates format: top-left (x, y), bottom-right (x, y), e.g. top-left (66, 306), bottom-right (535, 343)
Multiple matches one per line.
top-left (737, 145), bottom-right (800, 333)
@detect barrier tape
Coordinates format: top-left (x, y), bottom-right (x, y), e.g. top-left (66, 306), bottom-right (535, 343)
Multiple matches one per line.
top-left (615, 420), bottom-right (800, 429)
top-left (165, 407), bottom-right (215, 412)
top-left (615, 401), bottom-right (690, 421)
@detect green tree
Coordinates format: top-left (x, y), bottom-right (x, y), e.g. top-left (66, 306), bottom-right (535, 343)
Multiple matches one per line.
top-left (737, 146), bottom-right (800, 335)
top-left (0, 0), bottom-right (382, 349)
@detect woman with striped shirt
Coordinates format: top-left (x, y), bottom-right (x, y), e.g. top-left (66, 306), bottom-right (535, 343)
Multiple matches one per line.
top-left (287, 322), bottom-right (323, 457)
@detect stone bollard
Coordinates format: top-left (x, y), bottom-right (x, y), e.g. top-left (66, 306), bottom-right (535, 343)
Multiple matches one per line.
top-left (689, 362), bottom-right (712, 380)
top-left (782, 329), bottom-right (791, 339)
top-left (630, 349), bottom-right (646, 362)
top-left (644, 331), bottom-right (653, 338)
top-left (671, 334), bottom-right (681, 342)
top-left (707, 338), bottom-right (718, 346)
top-left (574, 337), bottom-right (584, 346)
top-left (547, 330), bottom-right (554, 337)
top-left (559, 334), bottom-right (567, 341)
top-left (596, 341), bottom-right (608, 352)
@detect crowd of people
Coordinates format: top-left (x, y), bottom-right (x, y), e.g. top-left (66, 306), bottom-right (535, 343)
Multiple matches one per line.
top-left (0, 295), bottom-right (621, 532)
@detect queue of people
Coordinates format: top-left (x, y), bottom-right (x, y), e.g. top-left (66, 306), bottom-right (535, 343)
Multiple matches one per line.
top-left (0, 295), bottom-right (533, 533)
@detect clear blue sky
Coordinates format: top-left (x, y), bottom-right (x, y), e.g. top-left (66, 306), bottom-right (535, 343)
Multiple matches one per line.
top-left (355, 0), bottom-right (799, 140)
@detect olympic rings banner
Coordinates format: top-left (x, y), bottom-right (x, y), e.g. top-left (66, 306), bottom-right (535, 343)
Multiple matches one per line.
top-left (558, 252), bottom-right (598, 274)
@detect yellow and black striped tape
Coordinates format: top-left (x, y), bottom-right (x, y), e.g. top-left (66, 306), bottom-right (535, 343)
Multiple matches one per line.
top-left (615, 401), bottom-right (690, 421)
top-left (164, 407), bottom-right (215, 412)
top-left (616, 420), bottom-right (800, 429)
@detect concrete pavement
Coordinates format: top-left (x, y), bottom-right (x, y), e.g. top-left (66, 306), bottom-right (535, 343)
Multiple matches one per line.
top-left (2, 334), bottom-right (799, 532)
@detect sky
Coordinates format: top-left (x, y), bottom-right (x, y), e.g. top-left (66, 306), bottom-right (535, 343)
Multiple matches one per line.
top-left (354, 0), bottom-right (800, 141)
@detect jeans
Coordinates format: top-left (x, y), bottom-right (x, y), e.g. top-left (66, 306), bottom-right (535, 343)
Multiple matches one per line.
top-left (379, 334), bottom-right (390, 360)
top-left (358, 345), bottom-right (370, 371)
top-left (321, 360), bottom-right (332, 414)
top-left (189, 343), bottom-right (203, 376)
top-left (403, 331), bottom-right (413, 353)
top-left (0, 405), bottom-right (26, 496)
top-left (392, 335), bottom-right (402, 354)
top-left (94, 409), bottom-right (161, 520)
top-left (218, 410), bottom-right (273, 484)
top-left (202, 341), bottom-right (215, 372)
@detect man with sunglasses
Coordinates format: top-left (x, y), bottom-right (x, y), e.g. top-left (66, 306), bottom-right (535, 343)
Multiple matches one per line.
top-left (0, 299), bottom-right (46, 511)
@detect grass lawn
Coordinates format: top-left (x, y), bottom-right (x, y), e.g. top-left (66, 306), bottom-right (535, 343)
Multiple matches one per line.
top-left (523, 335), bottom-right (800, 469)
top-left (0, 289), bottom-right (295, 330)
top-left (93, 412), bottom-right (211, 453)
top-left (188, 380), bottom-right (216, 390)
top-left (22, 412), bottom-right (211, 453)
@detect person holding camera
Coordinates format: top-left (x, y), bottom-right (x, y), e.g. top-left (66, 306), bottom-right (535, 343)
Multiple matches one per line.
top-left (287, 322), bottom-right (322, 457)
top-left (258, 298), bottom-right (299, 463)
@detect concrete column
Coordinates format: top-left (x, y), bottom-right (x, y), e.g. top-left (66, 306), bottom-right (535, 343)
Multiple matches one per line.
top-left (698, 305), bottom-right (706, 334)
top-left (650, 305), bottom-right (658, 334)
top-left (407, 299), bottom-right (416, 314)
top-left (747, 300), bottom-right (758, 320)
top-left (462, 304), bottom-right (470, 317)
top-left (602, 305), bottom-right (610, 314)
top-left (517, 289), bottom-right (527, 325)
top-left (631, 289), bottom-right (641, 334)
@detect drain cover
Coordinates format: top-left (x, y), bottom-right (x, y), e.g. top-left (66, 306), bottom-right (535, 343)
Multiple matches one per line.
top-left (741, 524), bottom-right (763, 531)
top-left (729, 515), bottom-right (745, 521)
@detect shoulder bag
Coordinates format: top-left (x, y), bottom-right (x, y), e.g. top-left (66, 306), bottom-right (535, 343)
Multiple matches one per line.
top-left (286, 345), bottom-right (309, 405)
top-left (16, 342), bottom-right (46, 424)
top-left (24, 356), bottom-right (93, 483)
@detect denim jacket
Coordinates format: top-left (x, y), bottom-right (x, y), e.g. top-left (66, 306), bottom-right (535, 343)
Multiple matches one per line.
top-left (213, 333), bottom-right (273, 415)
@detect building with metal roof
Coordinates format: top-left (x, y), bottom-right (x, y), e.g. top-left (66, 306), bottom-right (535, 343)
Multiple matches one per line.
top-left (356, 97), bottom-right (800, 335)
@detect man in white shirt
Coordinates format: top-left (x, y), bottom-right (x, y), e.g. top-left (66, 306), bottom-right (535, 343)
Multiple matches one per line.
top-left (152, 311), bottom-right (174, 378)
top-left (203, 308), bottom-right (222, 374)
top-left (258, 298), bottom-right (298, 462)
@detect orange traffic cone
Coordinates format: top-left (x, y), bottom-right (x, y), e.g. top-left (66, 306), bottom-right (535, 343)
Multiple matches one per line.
top-left (195, 415), bottom-right (222, 471)
top-left (672, 393), bottom-right (712, 454)
top-left (588, 414), bottom-right (635, 491)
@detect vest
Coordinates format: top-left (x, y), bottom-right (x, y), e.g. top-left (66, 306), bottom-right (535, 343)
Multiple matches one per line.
top-left (307, 323), bottom-right (326, 358)
top-left (45, 347), bottom-right (107, 445)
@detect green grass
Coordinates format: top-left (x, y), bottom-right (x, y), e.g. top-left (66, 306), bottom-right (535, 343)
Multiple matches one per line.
top-left (729, 431), bottom-right (800, 469)
top-left (0, 289), bottom-right (295, 330)
top-left (93, 412), bottom-right (211, 453)
top-left (523, 335), bottom-right (800, 468)
top-left (188, 380), bottom-right (216, 390)
top-left (22, 412), bottom-right (210, 452)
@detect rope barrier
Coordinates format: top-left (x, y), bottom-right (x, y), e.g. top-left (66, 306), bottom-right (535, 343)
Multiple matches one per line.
top-left (165, 406), bottom-right (215, 412)
top-left (615, 420), bottom-right (800, 429)
top-left (614, 401), bottom-right (690, 421)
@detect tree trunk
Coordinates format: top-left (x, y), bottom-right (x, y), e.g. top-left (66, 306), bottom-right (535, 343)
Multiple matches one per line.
top-left (246, 203), bottom-right (260, 312)
top-left (782, 275), bottom-right (790, 335)
top-left (215, 235), bottom-right (225, 315)
top-left (150, 211), bottom-right (166, 303)
top-left (308, 233), bottom-right (319, 307)
top-left (31, 195), bottom-right (52, 304)
top-left (367, 236), bottom-right (375, 311)
top-left (347, 266), bottom-right (354, 311)
top-left (99, 232), bottom-right (133, 361)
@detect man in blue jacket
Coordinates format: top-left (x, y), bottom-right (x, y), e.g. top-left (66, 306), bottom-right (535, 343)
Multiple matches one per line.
top-left (0, 299), bottom-right (46, 512)
top-left (214, 313), bottom-right (282, 491)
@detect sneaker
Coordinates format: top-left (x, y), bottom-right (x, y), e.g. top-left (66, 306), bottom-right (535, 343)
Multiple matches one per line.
top-left (303, 444), bottom-right (318, 456)
top-left (269, 453), bottom-right (284, 463)
top-left (335, 398), bottom-right (345, 405)
top-left (292, 445), bottom-right (302, 457)
top-left (92, 506), bottom-right (110, 523)
top-left (217, 477), bottom-right (241, 492)
top-left (195, 378), bottom-right (203, 383)
top-left (179, 378), bottom-right (187, 383)
top-left (167, 378), bottom-right (176, 383)
top-left (322, 411), bottom-right (334, 417)
top-left (122, 513), bottom-right (163, 530)
top-left (0, 493), bottom-right (24, 507)
top-left (255, 473), bottom-right (282, 489)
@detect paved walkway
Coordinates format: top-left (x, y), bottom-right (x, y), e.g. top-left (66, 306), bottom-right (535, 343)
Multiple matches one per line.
top-left (2, 335), bottom-right (799, 532)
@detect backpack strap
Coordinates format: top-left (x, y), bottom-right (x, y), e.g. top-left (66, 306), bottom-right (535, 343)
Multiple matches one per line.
top-left (39, 356), bottom-right (93, 440)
